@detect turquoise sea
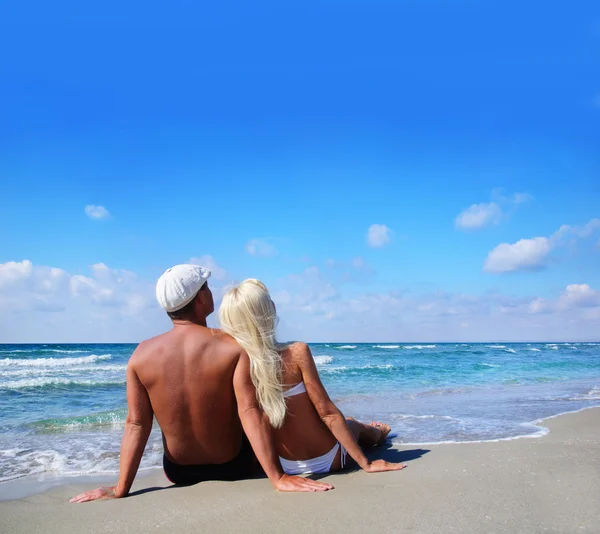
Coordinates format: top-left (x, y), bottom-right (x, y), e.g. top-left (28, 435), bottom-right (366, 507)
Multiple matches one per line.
top-left (1, 342), bottom-right (599, 483)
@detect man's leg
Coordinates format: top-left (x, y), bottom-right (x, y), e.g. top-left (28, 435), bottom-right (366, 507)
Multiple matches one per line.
top-left (345, 417), bottom-right (391, 448)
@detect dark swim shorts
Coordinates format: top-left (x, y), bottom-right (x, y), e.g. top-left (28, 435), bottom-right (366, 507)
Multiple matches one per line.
top-left (163, 436), bottom-right (259, 485)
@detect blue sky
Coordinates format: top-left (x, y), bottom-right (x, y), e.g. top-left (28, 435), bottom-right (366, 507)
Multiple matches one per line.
top-left (1, 1), bottom-right (599, 342)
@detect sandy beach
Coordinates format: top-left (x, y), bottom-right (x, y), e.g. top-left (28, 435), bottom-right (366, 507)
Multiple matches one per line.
top-left (1, 407), bottom-right (598, 533)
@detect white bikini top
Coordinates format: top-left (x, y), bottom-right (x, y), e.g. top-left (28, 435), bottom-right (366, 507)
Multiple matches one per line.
top-left (283, 381), bottom-right (307, 398)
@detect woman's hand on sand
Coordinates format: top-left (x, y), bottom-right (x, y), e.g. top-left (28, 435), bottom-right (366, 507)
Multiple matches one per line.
top-left (274, 474), bottom-right (334, 492)
top-left (69, 485), bottom-right (119, 503)
top-left (363, 459), bottom-right (406, 473)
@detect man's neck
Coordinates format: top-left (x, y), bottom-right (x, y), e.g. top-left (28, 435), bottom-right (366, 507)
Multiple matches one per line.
top-left (171, 317), bottom-right (207, 328)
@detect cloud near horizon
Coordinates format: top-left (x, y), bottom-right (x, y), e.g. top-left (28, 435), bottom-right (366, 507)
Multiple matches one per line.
top-left (2, 258), bottom-right (599, 343)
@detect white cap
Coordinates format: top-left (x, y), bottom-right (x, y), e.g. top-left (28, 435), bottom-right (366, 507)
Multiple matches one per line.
top-left (156, 264), bottom-right (211, 312)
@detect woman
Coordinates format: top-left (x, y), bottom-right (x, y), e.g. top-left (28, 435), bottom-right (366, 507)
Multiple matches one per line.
top-left (219, 279), bottom-right (405, 476)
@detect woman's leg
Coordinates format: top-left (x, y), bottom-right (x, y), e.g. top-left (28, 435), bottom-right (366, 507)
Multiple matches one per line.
top-left (345, 417), bottom-right (391, 448)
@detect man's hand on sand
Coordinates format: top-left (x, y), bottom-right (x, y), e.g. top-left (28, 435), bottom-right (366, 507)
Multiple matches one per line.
top-left (69, 486), bottom-right (119, 503)
top-left (274, 474), bottom-right (334, 492)
top-left (364, 459), bottom-right (406, 473)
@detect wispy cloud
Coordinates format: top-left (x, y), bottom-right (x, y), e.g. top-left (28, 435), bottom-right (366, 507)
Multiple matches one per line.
top-left (189, 255), bottom-right (228, 281)
top-left (455, 190), bottom-right (532, 231)
top-left (367, 224), bottom-right (392, 248)
top-left (455, 202), bottom-right (502, 230)
top-left (84, 205), bottom-right (111, 220)
top-left (245, 238), bottom-right (278, 258)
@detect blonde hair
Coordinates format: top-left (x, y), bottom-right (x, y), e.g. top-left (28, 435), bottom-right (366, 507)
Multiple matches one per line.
top-left (219, 279), bottom-right (288, 428)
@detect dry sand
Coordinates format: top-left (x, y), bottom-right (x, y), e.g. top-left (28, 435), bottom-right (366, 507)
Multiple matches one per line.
top-left (1, 407), bottom-right (598, 533)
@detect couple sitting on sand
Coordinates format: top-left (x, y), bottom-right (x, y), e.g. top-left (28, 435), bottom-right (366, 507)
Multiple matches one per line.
top-left (71, 264), bottom-right (404, 502)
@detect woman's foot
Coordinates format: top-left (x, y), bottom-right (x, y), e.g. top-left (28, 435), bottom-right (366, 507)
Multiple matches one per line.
top-left (369, 421), bottom-right (391, 445)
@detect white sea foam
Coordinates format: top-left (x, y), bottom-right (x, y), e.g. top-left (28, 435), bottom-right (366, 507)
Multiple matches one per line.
top-left (403, 345), bottom-right (436, 349)
top-left (0, 364), bottom-right (127, 378)
top-left (0, 377), bottom-right (125, 389)
top-left (0, 354), bottom-right (111, 367)
top-left (504, 348), bottom-right (516, 353)
top-left (567, 386), bottom-right (600, 401)
top-left (0, 349), bottom-right (88, 354)
top-left (313, 356), bottom-right (333, 365)
top-left (373, 345), bottom-right (400, 349)
top-left (529, 348), bottom-right (542, 352)
top-left (479, 362), bottom-right (500, 368)
top-left (396, 414), bottom-right (457, 421)
top-left (337, 345), bottom-right (356, 349)
top-left (397, 425), bottom-right (550, 446)
top-left (486, 345), bottom-right (506, 349)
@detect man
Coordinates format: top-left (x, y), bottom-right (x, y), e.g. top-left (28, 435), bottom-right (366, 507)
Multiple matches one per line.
top-left (71, 264), bottom-right (332, 503)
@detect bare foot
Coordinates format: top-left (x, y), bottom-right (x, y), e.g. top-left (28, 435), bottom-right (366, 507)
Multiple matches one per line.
top-left (369, 421), bottom-right (391, 445)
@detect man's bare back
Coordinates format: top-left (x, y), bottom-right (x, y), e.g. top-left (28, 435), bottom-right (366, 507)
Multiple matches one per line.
top-left (133, 324), bottom-right (243, 465)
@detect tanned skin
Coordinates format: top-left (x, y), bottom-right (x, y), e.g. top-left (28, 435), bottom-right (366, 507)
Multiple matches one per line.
top-left (70, 283), bottom-right (332, 503)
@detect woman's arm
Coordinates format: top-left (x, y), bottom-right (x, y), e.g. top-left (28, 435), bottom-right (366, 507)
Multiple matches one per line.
top-left (296, 343), bottom-right (403, 473)
top-left (233, 351), bottom-right (334, 492)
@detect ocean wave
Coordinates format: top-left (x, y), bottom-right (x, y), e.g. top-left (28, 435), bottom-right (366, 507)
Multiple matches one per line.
top-left (0, 348), bottom-right (89, 354)
top-left (505, 348), bottom-right (516, 353)
top-left (373, 345), bottom-right (400, 349)
top-left (529, 348), bottom-right (542, 352)
top-left (567, 386), bottom-right (600, 401)
top-left (0, 354), bottom-right (111, 367)
top-left (313, 356), bottom-right (334, 365)
top-left (474, 362), bottom-right (500, 370)
top-left (403, 345), bottom-right (436, 349)
top-left (486, 345), bottom-right (506, 349)
top-left (336, 345), bottom-right (356, 349)
top-left (396, 414), bottom-right (457, 421)
top-left (0, 377), bottom-right (125, 389)
top-left (31, 409), bottom-right (128, 430)
top-left (0, 364), bottom-right (127, 378)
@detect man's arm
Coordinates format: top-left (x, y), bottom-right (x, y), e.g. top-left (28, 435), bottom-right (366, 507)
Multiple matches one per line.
top-left (70, 360), bottom-right (154, 503)
top-left (232, 351), bottom-right (333, 492)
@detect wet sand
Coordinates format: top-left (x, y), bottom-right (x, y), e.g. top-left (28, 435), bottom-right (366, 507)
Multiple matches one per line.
top-left (1, 407), bottom-right (599, 533)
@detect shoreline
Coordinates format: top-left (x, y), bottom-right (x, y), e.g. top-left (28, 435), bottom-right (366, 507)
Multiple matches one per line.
top-left (1, 407), bottom-right (599, 533)
top-left (1, 403), bottom-right (599, 500)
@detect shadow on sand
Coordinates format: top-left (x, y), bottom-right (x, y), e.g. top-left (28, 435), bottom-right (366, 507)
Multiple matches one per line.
top-left (128, 443), bottom-right (431, 495)
top-left (369, 444), bottom-right (431, 464)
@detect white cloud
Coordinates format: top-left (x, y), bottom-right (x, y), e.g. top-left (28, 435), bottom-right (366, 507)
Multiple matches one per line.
top-left (455, 202), bottom-right (502, 230)
top-left (456, 190), bottom-right (532, 231)
top-left (0, 260), bottom-right (163, 342)
top-left (485, 218), bottom-right (600, 274)
top-left (188, 255), bottom-right (227, 281)
top-left (558, 284), bottom-right (600, 309)
top-left (245, 239), bottom-right (277, 258)
top-left (2, 258), bottom-right (600, 343)
top-left (367, 224), bottom-right (392, 248)
top-left (513, 192), bottom-right (533, 204)
top-left (84, 205), bottom-right (111, 220)
top-left (484, 237), bottom-right (552, 273)
top-left (554, 218), bottom-right (600, 240)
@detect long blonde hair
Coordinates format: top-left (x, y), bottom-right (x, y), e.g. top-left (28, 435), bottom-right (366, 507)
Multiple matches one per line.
top-left (219, 279), bottom-right (288, 428)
